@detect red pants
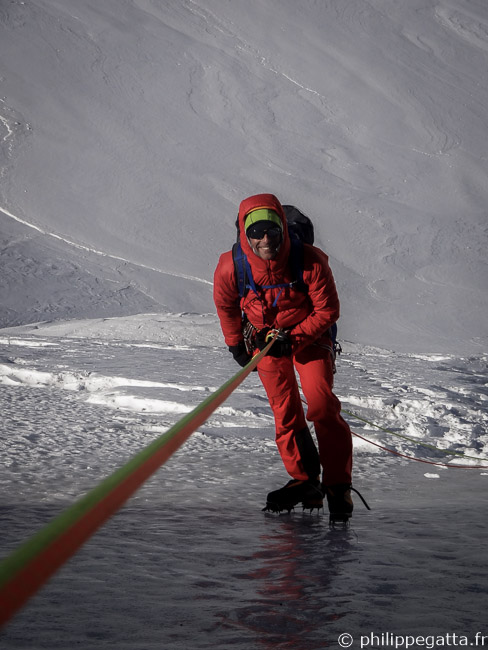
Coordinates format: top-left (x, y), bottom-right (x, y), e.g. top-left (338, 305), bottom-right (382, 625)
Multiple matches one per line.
top-left (257, 344), bottom-right (352, 485)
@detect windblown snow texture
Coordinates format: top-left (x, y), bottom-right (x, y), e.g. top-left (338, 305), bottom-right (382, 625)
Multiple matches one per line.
top-left (0, 0), bottom-right (487, 352)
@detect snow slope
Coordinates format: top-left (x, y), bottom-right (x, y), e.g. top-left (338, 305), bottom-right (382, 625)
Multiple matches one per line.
top-left (1, 0), bottom-right (487, 352)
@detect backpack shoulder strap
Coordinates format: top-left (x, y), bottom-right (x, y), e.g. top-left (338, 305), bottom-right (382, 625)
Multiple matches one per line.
top-left (288, 235), bottom-right (307, 293)
top-left (232, 242), bottom-right (247, 298)
top-left (232, 241), bottom-right (264, 299)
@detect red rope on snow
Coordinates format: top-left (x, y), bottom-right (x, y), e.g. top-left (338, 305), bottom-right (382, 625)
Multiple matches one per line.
top-left (351, 430), bottom-right (488, 470)
top-left (298, 393), bottom-right (487, 469)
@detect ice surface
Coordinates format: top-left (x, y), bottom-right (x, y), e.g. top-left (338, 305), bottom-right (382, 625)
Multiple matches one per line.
top-left (1, 317), bottom-right (487, 647)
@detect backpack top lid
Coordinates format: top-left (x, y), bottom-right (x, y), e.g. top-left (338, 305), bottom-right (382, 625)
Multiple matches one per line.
top-left (282, 205), bottom-right (314, 245)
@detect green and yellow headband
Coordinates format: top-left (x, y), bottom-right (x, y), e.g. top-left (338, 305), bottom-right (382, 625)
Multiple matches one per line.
top-left (244, 208), bottom-right (282, 233)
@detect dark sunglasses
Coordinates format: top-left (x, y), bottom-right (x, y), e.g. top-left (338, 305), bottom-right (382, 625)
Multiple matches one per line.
top-left (246, 224), bottom-right (282, 240)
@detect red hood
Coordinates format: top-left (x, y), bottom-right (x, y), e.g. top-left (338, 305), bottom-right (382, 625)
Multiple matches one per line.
top-left (237, 193), bottom-right (291, 273)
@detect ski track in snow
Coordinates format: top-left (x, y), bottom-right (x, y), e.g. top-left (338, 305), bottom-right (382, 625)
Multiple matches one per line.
top-left (0, 205), bottom-right (212, 287)
top-left (1, 319), bottom-right (487, 648)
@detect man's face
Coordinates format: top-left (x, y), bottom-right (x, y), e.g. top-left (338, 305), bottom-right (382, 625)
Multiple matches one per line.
top-left (247, 223), bottom-right (283, 261)
top-left (248, 228), bottom-right (282, 260)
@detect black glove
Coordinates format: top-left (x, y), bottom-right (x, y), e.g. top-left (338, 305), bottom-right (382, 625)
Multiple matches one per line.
top-left (255, 328), bottom-right (292, 358)
top-left (228, 342), bottom-right (252, 367)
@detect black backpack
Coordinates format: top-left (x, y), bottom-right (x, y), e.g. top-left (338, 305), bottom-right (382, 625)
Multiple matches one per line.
top-left (232, 205), bottom-right (340, 354)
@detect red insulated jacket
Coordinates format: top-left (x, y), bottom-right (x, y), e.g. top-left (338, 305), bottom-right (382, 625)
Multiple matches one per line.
top-left (213, 193), bottom-right (340, 353)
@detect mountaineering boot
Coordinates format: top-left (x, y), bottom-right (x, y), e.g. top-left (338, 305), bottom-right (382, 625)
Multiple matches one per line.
top-left (263, 478), bottom-right (323, 513)
top-left (301, 482), bottom-right (324, 512)
top-left (324, 484), bottom-right (371, 524)
top-left (323, 484), bottom-right (354, 523)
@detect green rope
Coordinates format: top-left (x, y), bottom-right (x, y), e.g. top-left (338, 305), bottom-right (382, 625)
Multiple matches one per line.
top-left (0, 340), bottom-right (274, 600)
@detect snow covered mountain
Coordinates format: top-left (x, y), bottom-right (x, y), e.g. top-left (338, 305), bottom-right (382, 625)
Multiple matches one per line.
top-left (1, 0), bottom-right (487, 353)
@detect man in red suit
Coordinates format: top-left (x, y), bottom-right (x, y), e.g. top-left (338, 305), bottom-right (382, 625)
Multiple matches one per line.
top-left (214, 193), bottom-right (354, 518)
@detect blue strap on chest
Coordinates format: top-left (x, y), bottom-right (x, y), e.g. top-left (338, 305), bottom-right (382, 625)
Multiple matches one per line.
top-left (232, 239), bottom-right (306, 307)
